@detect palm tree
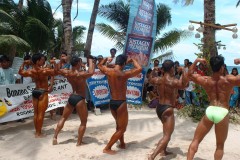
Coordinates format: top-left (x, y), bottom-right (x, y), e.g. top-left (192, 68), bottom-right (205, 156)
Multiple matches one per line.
top-left (84, 0), bottom-right (100, 56)
top-left (174, 0), bottom-right (217, 57)
top-left (73, 25), bottom-right (86, 56)
top-left (97, 1), bottom-right (190, 59)
top-left (61, 0), bottom-right (73, 56)
top-left (236, 0), bottom-right (240, 7)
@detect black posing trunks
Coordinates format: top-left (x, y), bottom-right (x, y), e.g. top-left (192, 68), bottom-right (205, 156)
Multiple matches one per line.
top-left (109, 100), bottom-right (126, 111)
top-left (32, 88), bottom-right (48, 99)
top-left (68, 94), bottom-right (85, 107)
top-left (156, 104), bottom-right (171, 121)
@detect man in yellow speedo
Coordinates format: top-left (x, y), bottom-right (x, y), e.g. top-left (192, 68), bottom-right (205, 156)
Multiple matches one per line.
top-left (187, 56), bottom-right (240, 160)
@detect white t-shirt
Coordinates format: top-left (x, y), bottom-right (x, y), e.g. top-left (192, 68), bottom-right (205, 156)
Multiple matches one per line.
top-left (0, 68), bottom-right (16, 85)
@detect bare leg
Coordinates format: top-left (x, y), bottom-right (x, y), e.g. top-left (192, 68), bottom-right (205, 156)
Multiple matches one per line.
top-left (149, 108), bottom-right (175, 160)
top-left (32, 97), bottom-right (38, 135)
top-left (103, 102), bottom-right (128, 155)
top-left (214, 115), bottom-right (229, 160)
top-left (187, 116), bottom-right (213, 160)
top-left (53, 103), bottom-right (73, 145)
top-left (35, 93), bottom-right (48, 138)
top-left (76, 100), bottom-right (88, 146)
top-left (110, 109), bottom-right (125, 149)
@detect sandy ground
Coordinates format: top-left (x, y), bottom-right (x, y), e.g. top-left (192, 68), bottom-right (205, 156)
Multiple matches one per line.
top-left (1, 106), bottom-right (240, 160)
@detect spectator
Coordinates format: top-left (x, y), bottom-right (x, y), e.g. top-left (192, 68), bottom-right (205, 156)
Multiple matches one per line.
top-left (106, 48), bottom-right (117, 67)
top-left (147, 86), bottom-right (159, 108)
top-left (152, 59), bottom-right (161, 77)
top-left (0, 55), bottom-right (17, 85)
top-left (22, 55), bottom-right (33, 84)
top-left (229, 68), bottom-right (239, 108)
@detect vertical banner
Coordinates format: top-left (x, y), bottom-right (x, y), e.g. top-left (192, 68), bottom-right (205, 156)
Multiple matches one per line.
top-left (86, 69), bottom-right (111, 106)
top-left (124, 0), bottom-right (157, 69)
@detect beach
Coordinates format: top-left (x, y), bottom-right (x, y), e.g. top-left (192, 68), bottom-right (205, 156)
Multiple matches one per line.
top-left (1, 106), bottom-right (240, 160)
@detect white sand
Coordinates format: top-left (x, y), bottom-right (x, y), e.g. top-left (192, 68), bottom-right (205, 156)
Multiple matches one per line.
top-left (1, 107), bottom-right (240, 160)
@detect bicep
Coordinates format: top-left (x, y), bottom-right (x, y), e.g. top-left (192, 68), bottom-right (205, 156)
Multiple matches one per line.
top-left (189, 74), bottom-right (206, 86)
top-left (125, 68), bottom-right (142, 79)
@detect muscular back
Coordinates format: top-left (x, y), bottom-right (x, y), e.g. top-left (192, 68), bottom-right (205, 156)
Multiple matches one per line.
top-left (195, 75), bottom-right (236, 108)
top-left (106, 69), bottom-right (128, 100)
top-left (66, 70), bottom-right (88, 97)
top-left (155, 74), bottom-right (182, 106)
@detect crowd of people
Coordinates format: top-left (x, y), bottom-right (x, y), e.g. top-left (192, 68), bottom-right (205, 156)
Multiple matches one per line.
top-left (1, 51), bottom-right (240, 159)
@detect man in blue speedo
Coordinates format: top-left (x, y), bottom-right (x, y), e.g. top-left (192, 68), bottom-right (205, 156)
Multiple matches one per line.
top-left (187, 56), bottom-right (240, 160)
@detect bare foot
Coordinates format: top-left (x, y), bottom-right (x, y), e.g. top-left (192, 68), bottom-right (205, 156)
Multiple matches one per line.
top-left (52, 138), bottom-right (58, 145)
top-left (117, 143), bottom-right (126, 149)
top-left (159, 150), bottom-right (173, 156)
top-left (35, 133), bottom-right (47, 138)
top-left (76, 141), bottom-right (87, 146)
top-left (103, 149), bottom-right (117, 155)
top-left (148, 154), bottom-right (154, 160)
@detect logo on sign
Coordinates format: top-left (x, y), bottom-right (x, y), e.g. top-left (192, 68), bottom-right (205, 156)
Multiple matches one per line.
top-left (127, 86), bottom-right (141, 99)
top-left (93, 85), bottom-right (109, 99)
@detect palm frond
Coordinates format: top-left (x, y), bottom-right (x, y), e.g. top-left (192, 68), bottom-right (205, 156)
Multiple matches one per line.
top-left (73, 26), bottom-right (86, 42)
top-left (172, 0), bottom-right (194, 6)
top-left (0, 34), bottom-right (30, 52)
top-left (96, 23), bottom-right (121, 40)
top-left (0, 9), bottom-right (19, 27)
top-left (24, 17), bottom-right (51, 52)
top-left (156, 4), bottom-right (172, 34)
top-left (237, 0), bottom-right (240, 7)
top-left (98, 0), bottom-right (129, 31)
top-left (154, 29), bottom-right (192, 52)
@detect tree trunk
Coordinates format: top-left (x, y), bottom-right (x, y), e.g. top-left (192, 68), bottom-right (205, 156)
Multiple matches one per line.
top-left (62, 0), bottom-right (73, 56)
top-left (18, 0), bottom-right (24, 10)
top-left (84, 0), bottom-right (100, 57)
top-left (203, 0), bottom-right (217, 58)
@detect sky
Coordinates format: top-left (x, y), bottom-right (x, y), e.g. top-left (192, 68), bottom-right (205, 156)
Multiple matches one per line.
top-left (18, 0), bottom-right (240, 66)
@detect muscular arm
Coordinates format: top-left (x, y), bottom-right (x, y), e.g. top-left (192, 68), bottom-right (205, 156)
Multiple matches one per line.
top-left (18, 61), bottom-right (33, 77)
top-left (124, 59), bottom-right (142, 78)
top-left (148, 70), bottom-right (161, 85)
top-left (188, 58), bottom-right (207, 86)
top-left (173, 67), bottom-right (189, 89)
top-left (226, 74), bottom-right (240, 86)
top-left (80, 59), bottom-right (95, 78)
top-left (97, 58), bottom-right (110, 75)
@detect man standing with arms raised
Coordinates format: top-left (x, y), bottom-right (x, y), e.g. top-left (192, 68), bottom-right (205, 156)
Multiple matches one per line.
top-left (19, 53), bottom-right (56, 137)
top-left (52, 56), bottom-right (95, 146)
top-left (187, 56), bottom-right (240, 160)
top-left (148, 60), bottom-right (188, 160)
top-left (98, 54), bottom-right (142, 155)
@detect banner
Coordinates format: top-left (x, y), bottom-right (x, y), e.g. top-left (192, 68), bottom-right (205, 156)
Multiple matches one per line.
top-left (86, 69), bottom-right (111, 106)
top-left (0, 79), bottom-right (72, 123)
top-left (124, 0), bottom-right (157, 68)
top-left (125, 67), bottom-right (146, 105)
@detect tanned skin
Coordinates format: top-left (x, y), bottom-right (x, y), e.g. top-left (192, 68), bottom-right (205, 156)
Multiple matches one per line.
top-left (98, 57), bottom-right (142, 155)
top-left (18, 57), bottom-right (56, 138)
top-left (187, 58), bottom-right (240, 160)
top-left (148, 65), bottom-right (188, 160)
top-left (52, 58), bottom-right (95, 146)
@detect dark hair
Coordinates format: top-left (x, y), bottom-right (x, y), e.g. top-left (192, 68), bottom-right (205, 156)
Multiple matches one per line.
top-left (210, 55), bottom-right (225, 72)
top-left (0, 55), bottom-right (10, 62)
top-left (188, 62), bottom-right (193, 66)
top-left (70, 56), bottom-right (80, 66)
top-left (110, 48), bottom-right (117, 53)
top-left (162, 60), bottom-right (174, 72)
top-left (231, 67), bottom-right (238, 75)
top-left (61, 52), bottom-right (67, 56)
top-left (115, 54), bottom-right (127, 66)
top-left (184, 59), bottom-right (189, 63)
top-left (174, 61), bottom-right (179, 65)
top-left (147, 68), bottom-right (152, 74)
top-left (24, 55), bottom-right (31, 61)
top-left (32, 53), bottom-right (44, 64)
top-left (154, 59), bottom-right (159, 63)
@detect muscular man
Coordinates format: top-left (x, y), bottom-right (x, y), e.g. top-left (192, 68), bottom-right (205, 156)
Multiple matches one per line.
top-left (98, 54), bottom-right (142, 155)
top-left (52, 56), bottom-right (95, 146)
top-left (187, 56), bottom-right (240, 160)
top-left (148, 60), bottom-right (188, 160)
top-left (18, 53), bottom-right (56, 137)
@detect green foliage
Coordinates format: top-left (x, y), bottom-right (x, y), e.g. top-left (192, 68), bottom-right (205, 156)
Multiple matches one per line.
top-left (177, 105), bottom-right (206, 122)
